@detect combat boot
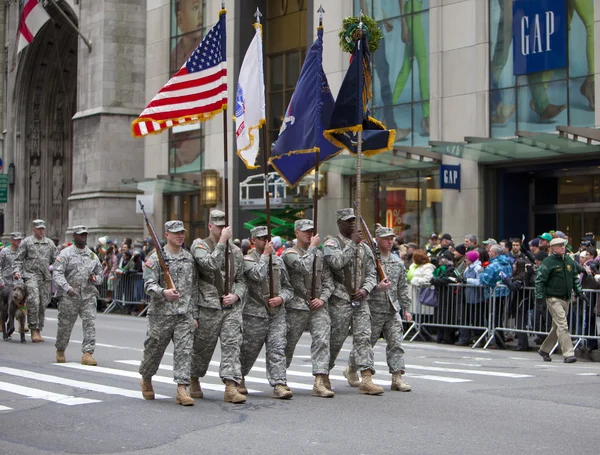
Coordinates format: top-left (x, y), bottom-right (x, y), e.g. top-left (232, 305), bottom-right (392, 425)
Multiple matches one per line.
top-left (56, 350), bottom-right (66, 363)
top-left (343, 366), bottom-right (360, 387)
top-left (323, 374), bottom-right (332, 391)
top-left (391, 372), bottom-right (412, 392)
top-left (237, 377), bottom-right (248, 395)
top-left (176, 384), bottom-right (194, 406)
top-left (273, 384), bottom-right (293, 399)
top-left (140, 378), bottom-right (155, 400)
top-left (81, 352), bottom-right (97, 366)
top-left (190, 376), bottom-right (203, 399)
top-left (312, 375), bottom-right (334, 398)
top-left (224, 380), bottom-right (246, 404)
top-left (359, 370), bottom-right (384, 395)
top-left (31, 329), bottom-right (44, 343)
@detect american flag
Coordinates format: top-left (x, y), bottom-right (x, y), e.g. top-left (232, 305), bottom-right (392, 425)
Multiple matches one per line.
top-left (132, 11), bottom-right (227, 137)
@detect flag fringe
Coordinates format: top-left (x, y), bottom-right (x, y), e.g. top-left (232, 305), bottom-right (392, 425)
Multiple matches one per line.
top-left (268, 147), bottom-right (344, 189)
top-left (323, 123), bottom-right (396, 158)
top-left (235, 118), bottom-right (265, 170)
top-left (131, 105), bottom-right (227, 138)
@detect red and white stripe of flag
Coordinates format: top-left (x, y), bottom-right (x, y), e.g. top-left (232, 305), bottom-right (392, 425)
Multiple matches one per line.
top-left (17, 0), bottom-right (50, 54)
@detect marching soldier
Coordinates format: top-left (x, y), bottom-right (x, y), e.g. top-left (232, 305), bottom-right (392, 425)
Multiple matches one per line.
top-left (0, 232), bottom-right (24, 336)
top-left (324, 208), bottom-right (382, 395)
top-left (13, 219), bottom-right (58, 343)
top-left (282, 219), bottom-right (335, 398)
top-left (345, 227), bottom-right (412, 392)
top-left (52, 226), bottom-right (104, 366)
top-left (190, 210), bottom-right (247, 404)
top-left (139, 220), bottom-right (199, 406)
top-left (240, 226), bottom-right (294, 399)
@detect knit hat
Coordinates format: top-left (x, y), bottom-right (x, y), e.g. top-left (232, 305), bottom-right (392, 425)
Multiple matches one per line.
top-left (530, 238), bottom-right (540, 247)
top-left (454, 244), bottom-right (466, 255)
top-left (465, 250), bottom-right (479, 263)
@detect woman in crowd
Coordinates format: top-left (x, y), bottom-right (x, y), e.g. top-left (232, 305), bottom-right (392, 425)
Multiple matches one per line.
top-left (457, 250), bottom-right (485, 346)
top-left (430, 251), bottom-right (460, 344)
top-left (410, 249), bottom-right (437, 341)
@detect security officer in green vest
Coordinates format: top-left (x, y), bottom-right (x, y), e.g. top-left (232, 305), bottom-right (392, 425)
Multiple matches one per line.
top-left (535, 237), bottom-right (588, 363)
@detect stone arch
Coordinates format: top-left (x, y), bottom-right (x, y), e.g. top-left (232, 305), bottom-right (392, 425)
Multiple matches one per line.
top-left (13, 1), bottom-right (78, 240)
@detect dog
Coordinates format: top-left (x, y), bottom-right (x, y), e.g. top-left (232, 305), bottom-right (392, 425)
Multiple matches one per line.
top-left (0, 283), bottom-right (27, 343)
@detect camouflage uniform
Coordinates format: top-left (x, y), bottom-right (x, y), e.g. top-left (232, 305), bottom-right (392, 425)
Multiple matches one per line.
top-left (240, 226), bottom-right (293, 387)
top-left (0, 239), bottom-right (20, 288)
top-left (324, 209), bottom-right (377, 373)
top-left (348, 227), bottom-right (411, 374)
top-left (190, 210), bottom-right (247, 384)
top-left (13, 220), bottom-right (58, 331)
top-left (139, 221), bottom-right (199, 385)
top-left (282, 220), bottom-right (334, 375)
top-left (52, 236), bottom-right (104, 355)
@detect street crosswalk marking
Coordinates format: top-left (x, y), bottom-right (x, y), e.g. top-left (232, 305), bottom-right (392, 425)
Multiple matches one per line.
top-left (0, 367), bottom-right (170, 400)
top-left (0, 405), bottom-right (13, 411)
top-left (0, 380), bottom-right (100, 406)
top-left (384, 363), bottom-right (534, 378)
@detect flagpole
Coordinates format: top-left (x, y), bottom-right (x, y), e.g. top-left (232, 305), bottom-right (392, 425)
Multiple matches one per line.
top-left (222, 0), bottom-right (230, 297)
top-left (353, 12), bottom-right (364, 306)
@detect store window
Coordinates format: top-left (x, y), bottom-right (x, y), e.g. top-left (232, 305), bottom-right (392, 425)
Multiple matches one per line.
top-left (355, 0), bottom-right (430, 146)
top-left (489, 0), bottom-right (595, 137)
top-left (169, 0), bottom-right (206, 175)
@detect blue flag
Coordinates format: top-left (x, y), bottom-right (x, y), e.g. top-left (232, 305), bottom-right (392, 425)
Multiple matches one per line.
top-left (269, 27), bottom-right (342, 188)
top-left (323, 33), bottom-right (395, 156)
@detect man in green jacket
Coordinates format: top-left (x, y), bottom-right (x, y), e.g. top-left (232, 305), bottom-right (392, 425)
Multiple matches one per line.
top-left (535, 237), bottom-right (588, 363)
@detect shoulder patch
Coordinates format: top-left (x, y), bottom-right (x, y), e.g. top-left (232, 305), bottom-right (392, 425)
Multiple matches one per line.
top-left (145, 259), bottom-right (154, 268)
top-left (55, 256), bottom-right (65, 263)
top-left (244, 255), bottom-right (256, 262)
top-left (284, 249), bottom-right (298, 255)
top-left (195, 243), bottom-right (207, 250)
top-left (324, 239), bottom-right (337, 247)
top-left (90, 252), bottom-right (96, 260)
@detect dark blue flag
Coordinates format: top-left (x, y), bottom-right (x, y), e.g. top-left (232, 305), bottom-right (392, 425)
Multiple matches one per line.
top-left (269, 27), bottom-right (342, 188)
top-left (323, 32), bottom-right (395, 156)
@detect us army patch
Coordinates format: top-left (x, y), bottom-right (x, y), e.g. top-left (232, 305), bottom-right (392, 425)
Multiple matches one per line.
top-left (324, 239), bottom-right (336, 247)
top-left (145, 259), bottom-right (154, 268)
top-left (55, 256), bottom-right (65, 263)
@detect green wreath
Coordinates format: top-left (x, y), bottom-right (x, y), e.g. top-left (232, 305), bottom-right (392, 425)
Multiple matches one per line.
top-left (339, 15), bottom-right (382, 54)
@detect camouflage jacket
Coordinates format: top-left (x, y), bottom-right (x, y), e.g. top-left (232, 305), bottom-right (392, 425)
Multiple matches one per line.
top-left (323, 234), bottom-right (377, 302)
top-left (52, 246), bottom-right (104, 298)
top-left (369, 252), bottom-right (411, 314)
top-left (13, 235), bottom-right (58, 282)
top-left (144, 247), bottom-right (200, 317)
top-left (0, 247), bottom-right (18, 287)
top-left (191, 237), bottom-right (247, 310)
top-left (243, 250), bottom-right (293, 318)
top-left (281, 245), bottom-right (334, 310)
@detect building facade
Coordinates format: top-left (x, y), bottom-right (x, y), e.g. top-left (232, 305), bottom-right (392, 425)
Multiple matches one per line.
top-left (1, 0), bottom-right (598, 247)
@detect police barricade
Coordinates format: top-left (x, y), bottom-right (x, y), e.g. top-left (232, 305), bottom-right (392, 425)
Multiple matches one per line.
top-left (103, 272), bottom-right (147, 317)
top-left (408, 283), bottom-right (491, 348)
top-left (96, 278), bottom-right (111, 308)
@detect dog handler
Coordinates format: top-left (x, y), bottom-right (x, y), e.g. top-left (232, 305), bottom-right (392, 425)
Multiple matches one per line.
top-left (0, 232), bottom-right (24, 338)
top-left (52, 226), bottom-right (104, 365)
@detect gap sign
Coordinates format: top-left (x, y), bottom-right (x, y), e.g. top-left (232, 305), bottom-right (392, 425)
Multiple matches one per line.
top-left (440, 164), bottom-right (460, 191)
top-left (512, 0), bottom-right (567, 76)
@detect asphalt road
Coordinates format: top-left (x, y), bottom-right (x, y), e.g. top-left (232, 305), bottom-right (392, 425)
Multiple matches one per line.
top-left (1, 309), bottom-right (599, 455)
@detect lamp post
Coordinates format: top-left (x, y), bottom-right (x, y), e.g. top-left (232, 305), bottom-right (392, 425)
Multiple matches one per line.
top-left (201, 169), bottom-right (221, 236)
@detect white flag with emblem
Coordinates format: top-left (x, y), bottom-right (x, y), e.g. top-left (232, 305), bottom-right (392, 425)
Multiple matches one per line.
top-left (234, 24), bottom-right (265, 170)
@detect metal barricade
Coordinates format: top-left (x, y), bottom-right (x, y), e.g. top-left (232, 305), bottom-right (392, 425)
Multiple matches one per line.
top-left (103, 272), bottom-right (147, 316)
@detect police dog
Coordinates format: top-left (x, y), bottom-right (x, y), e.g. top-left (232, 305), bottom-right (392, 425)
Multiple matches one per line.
top-left (0, 283), bottom-right (27, 343)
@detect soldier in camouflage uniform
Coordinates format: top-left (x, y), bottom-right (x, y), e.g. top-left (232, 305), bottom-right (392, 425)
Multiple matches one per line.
top-left (0, 232), bottom-right (23, 336)
top-left (190, 210), bottom-right (247, 404)
top-left (345, 227), bottom-right (412, 392)
top-left (52, 226), bottom-right (104, 366)
top-left (239, 226), bottom-right (294, 399)
top-left (324, 208), bottom-right (383, 395)
top-left (139, 220), bottom-right (199, 406)
top-left (13, 219), bottom-right (58, 343)
top-left (282, 219), bottom-right (335, 398)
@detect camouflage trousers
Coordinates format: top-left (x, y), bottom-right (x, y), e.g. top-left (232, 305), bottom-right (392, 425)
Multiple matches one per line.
top-left (191, 305), bottom-right (243, 383)
top-left (55, 295), bottom-right (97, 353)
top-left (328, 297), bottom-right (375, 373)
top-left (240, 307), bottom-right (287, 387)
top-left (349, 311), bottom-right (406, 374)
top-left (139, 313), bottom-right (194, 384)
top-left (25, 278), bottom-right (51, 331)
top-left (285, 306), bottom-right (331, 375)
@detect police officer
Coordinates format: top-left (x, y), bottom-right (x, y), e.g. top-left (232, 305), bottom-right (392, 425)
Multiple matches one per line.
top-left (52, 226), bottom-right (104, 366)
top-left (324, 208), bottom-right (382, 395)
top-left (345, 227), bottom-right (412, 392)
top-left (13, 219), bottom-right (58, 343)
top-left (240, 226), bottom-right (294, 399)
top-left (536, 237), bottom-right (587, 363)
top-left (0, 232), bottom-right (24, 337)
top-left (190, 210), bottom-right (247, 404)
top-left (139, 220), bottom-right (199, 406)
top-left (282, 219), bottom-right (334, 398)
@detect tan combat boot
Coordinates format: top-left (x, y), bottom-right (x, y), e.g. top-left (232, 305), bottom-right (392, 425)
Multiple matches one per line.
top-left (176, 384), bottom-right (194, 406)
top-left (323, 374), bottom-right (332, 391)
top-left (359, 370), bottom-right (384, 395)
top-left (81, 352), bottom-right (97, 366)
top-left (391, 372), bottom-right (412, 392)
top-left (343, 366), bottom-right (360, 387)
top-left (224, 380), bottom-right (246, 404)
top-left (312, 375), bottom-right (335, 398)
top-left (31, 329), bottom-right (44, 343)
top-left (273, 384), bottom-right (293, 399)
top-left (190, 376), bottom-right (203, 399)
top-left (140, 378), bottom-right (155, 400)
top-left (56, 350), bottom-right (66, 363)
top-left (237, 377), bottom-right (248, 395)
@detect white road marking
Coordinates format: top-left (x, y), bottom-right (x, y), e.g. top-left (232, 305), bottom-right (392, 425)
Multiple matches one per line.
top-left (0, 405), bottom-right (13, 411)
top-left (389, 363), bottom-right (533, 378)
top-left (0, 381), bottom-right (100, 405)
top-left (434, 361), bottom-right (482, 367)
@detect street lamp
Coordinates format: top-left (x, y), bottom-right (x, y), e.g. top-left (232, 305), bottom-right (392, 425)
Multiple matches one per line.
top-left (201, 169), bottom-right (221, 208)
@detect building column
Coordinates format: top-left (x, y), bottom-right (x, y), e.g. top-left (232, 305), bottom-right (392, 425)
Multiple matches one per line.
top-left (69, 0), bottom-right (146, 242)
